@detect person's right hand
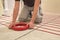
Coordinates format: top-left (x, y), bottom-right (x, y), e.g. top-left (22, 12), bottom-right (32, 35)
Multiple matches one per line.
top-left (9, 21), bottom-right (16, 29)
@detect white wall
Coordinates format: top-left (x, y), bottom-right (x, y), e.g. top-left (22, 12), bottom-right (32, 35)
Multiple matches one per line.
top-left (0, 0), bottom-right (3, 16)
top-left (4, 0), bottom-right (60, 16)
top-left (41, 0), bottom-right (60, 14)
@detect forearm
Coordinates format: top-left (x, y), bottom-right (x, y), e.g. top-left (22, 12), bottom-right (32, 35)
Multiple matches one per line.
top-left (31, 0), bottom-right (41, 23)
top-left (12, 1), bottom-right (20, 22)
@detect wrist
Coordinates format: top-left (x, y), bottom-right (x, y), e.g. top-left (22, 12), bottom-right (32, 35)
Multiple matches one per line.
top-left (11, 20), bottom-right (15, 23)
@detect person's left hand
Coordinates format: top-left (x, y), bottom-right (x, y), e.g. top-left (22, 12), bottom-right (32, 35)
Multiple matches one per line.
top-left (28, 22), bottom-right (34, 29)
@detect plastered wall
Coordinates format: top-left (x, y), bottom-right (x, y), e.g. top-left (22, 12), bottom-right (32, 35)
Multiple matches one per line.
top-left (0, 0), bottom-right (3, 16)
top-left (41, 0), bottom-right (60, 13)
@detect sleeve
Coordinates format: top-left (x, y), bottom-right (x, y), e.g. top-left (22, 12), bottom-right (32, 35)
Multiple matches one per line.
top-left (15, 0), bottom-right (20, 1)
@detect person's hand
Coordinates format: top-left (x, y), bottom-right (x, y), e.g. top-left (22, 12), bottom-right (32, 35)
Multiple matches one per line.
top-left (9, 21), bottom-right (15, 29)
top-left (28, 22), bottom-right (34, 29)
